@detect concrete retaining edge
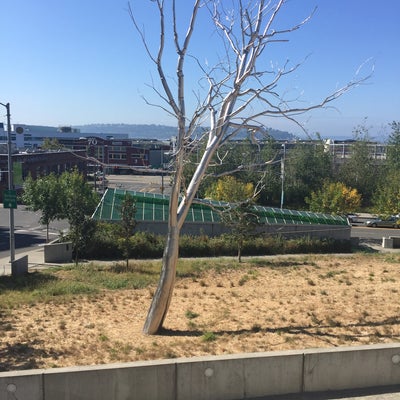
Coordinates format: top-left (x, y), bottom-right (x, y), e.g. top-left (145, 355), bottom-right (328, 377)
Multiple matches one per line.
top-left (1, 343), bottom-right (400, 400)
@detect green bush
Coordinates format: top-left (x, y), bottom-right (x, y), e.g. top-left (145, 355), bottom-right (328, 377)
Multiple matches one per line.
top-left (127, 231), bottom-right (165, 259)
top-left (84, 222), bottom-right (122, 259)
top-left (83, 222), bottom-right (352, 260)
top-left (179, 235), bottom-right (212, 257)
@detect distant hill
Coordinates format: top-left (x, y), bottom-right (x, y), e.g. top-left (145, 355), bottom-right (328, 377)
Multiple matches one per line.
top-left (75, 123), bottom-right (297, 141)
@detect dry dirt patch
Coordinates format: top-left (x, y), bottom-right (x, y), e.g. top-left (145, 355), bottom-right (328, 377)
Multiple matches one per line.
top-left (1, 253), bottom-right (400, 371)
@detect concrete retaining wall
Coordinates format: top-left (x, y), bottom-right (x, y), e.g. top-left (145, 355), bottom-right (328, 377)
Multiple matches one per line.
top-left (11, 255), bottom-right (28, 276)
top-left (383, 236), bottom-right (400, 249)
top-left (1, 343), bottom-right (400, 400)
top-left (137, 221), bottom-right (351, 241)
top-left (44, 241), bottom-right (72, 263)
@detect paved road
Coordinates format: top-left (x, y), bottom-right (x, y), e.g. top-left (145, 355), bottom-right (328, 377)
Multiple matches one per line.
top-left (0, 205), bottom-right (68, 259)
top-left (351, 225), bottom-right (399, 243)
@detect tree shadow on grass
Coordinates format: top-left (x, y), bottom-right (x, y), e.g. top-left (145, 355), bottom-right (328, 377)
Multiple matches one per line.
top-left (158, 316), bottom-right (400, 345)
top-left (0, 339), bottom-right (64, 372)
top-left (0, 271), bottom-right (59, 292)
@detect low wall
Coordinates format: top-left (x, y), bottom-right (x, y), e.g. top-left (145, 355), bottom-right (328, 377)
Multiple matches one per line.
top-left (382, 236), bottom-right (400, 249)
top-left (11, 255), bottom-right (28, 276)
top-left (44, 242), bottom-right (72, 263)
top-left (1, 343), bottom-right (400, 400)
top-left (137, 221), bottom-right (351, 241)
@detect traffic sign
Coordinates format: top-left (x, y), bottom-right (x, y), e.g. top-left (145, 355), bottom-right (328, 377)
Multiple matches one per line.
top-left (3, 190), bottom-right (17, 209)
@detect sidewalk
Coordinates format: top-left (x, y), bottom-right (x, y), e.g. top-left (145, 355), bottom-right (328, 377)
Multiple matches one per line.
top-left (1, 240), bottom-right (399, 277)
top-left (254, 385), bottom-right (400, 399)
top-left (0, 245), bottom-right (65, 276)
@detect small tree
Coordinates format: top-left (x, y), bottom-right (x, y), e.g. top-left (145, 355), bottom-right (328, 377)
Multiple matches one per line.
top-left (118, 193), bottom-right (137, 269)
top-left (22, 173), bottom-right (63, 241)
top-left (305, 181), bottom-right (361, 215)
top-left (220, 200), bottom-right (260, 262)
top-left (59, 169), bottom-right (99, 265)
top-left (205, 176), bottom-right (259, 261)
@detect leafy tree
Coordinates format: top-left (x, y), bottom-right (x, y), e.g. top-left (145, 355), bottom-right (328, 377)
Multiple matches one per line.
top-left (220, 201), bottom-right (260, 262)
top-left (23, 169), bottom-right (99, 262)
top-left (41, 138), bottom-right (63, 150)
top-left (337, 123), bottom-right (381, 206)
top-left (59, 169), bottom-right (99, 264)
top-left (118, 193), bottom-right (137, 269)
top-left (284, 142), bottom-right (333, 208)
top-left (188, 137), bottom-right (279, 203)
top-left (371, 169), bottom-right (400, 216)
top-left (208, 138), bottom-right (282, 206)
top-left (367, 122), bottom-right (400, 215)
top-left (258, 139), bottom-right (283, 206)
top-left (205, 176), bottom-right (254, 202)
top-left (22, 173), bottom-right (63, 241)
top-left (205, 175), bottom-right (259, 261)
top-left (129, 0), bottom-right (368, 334)
top-left (305, 181), bottom-right (361, 215)
top-left (386, 121), bottom-right (400, 172)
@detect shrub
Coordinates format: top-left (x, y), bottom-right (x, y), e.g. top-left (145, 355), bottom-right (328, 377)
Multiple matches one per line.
top-left (85, 222), bottom-right (122, 259)
top-left (128, 232), bottom-right (165, 259)
top-left (82, 222), bottom-right (352, 260)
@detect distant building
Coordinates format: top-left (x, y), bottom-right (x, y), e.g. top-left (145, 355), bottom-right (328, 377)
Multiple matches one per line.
top-left (0, 150), bottom-right (87, 202)
top-left (4, 124), bottom-right (128, 150)
top-left (0, 124), bottom-right (172, 171)
top-left (59, 137), bottom-right (171, 172)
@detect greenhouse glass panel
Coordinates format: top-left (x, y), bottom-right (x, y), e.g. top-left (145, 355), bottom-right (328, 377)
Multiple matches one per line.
top-left (91, 188), bottom-right (348, 226)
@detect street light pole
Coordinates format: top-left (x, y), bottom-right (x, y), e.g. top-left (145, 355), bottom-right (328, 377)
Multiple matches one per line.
top-left (0, 102), bottom-right (15, 263)
top-left (280, 143), bottom-right (286, 210)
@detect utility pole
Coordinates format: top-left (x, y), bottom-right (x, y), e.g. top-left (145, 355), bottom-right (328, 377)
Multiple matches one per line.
top-left (280, 143), bottom-right (286, 209)
top-left (0, 102), bottom-right (15, 262)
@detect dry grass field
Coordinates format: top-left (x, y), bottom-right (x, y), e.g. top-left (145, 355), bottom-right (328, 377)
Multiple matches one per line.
top-left (1, 252), bottom-right (400, 372)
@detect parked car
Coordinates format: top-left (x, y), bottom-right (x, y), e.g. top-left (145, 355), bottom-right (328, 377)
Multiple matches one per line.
top-left (365, 216), bottom-right (400, 228)
top-left (346, 214), bottom-right (357, 224)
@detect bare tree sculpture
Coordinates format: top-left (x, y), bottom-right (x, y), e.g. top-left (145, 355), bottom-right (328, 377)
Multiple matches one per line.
top-left (129, 0), bottom-right (369, 334)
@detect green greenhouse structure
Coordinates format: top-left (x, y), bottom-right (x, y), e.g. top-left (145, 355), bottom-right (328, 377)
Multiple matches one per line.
top-left (92, 188), bottom-right (350, 240)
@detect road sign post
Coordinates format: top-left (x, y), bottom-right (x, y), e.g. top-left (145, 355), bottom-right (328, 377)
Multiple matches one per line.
top-left (3, 189), bottom-right (17, 209)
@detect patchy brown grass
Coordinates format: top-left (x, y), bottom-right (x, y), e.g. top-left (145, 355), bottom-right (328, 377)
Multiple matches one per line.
top-left (1, 253), bottom-right (400, 372)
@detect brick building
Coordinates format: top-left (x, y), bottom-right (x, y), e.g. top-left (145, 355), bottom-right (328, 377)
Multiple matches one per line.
top-left (59, 137), bottom-right (171, 172)
top-left (0, 150), bottom-right (87, 202)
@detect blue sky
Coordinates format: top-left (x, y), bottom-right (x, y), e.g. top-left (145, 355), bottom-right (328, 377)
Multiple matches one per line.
top-left (1, 0), bottom-right (399, 140)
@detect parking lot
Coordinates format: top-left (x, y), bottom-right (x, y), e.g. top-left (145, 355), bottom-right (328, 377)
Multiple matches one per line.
top-left (104, 173), bottom-right (171, 195)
